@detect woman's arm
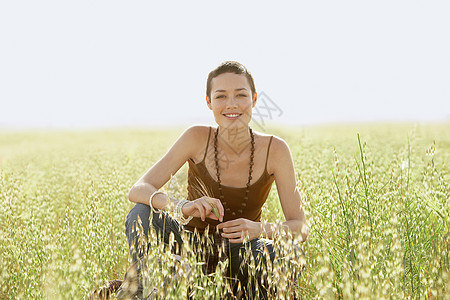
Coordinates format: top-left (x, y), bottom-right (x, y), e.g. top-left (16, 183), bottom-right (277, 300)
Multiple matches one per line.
top-left (263, 136), bottom-right (309, 242)
top-left (128, 126), bottom-right (201, 207)
top-left (128, 125), bottom-right (224, 221)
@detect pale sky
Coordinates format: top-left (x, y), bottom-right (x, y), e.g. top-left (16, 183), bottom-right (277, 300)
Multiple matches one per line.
top-left (1, 1), bottom-right (449, 129)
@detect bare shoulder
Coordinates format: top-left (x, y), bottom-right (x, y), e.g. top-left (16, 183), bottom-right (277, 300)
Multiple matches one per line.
top-left (251, 129), bottom-right (290, 154)
top-left (183, 124), bottom-right (210, 139)
top-left (270, 135), bottom-right (291, 153)
top-left (249, 130), bottom-right (291, 174)
top-left (266, 134), bottom-right (293, 175)
top-left (182, 124), bottom-right (212, 162)
top-left (169, 125), bottom-right (208, 156)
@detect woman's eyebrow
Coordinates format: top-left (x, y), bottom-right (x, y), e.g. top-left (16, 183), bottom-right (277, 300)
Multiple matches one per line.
top-left (213, 88), bottom-right (249, 93)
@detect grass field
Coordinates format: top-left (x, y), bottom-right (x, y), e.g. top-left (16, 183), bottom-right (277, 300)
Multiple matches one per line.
top-left (0, 123), bottom-right (449, 299)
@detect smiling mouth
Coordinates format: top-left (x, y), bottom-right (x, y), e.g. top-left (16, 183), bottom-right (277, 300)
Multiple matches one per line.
top-left (223, 113), bottom-right (242, 119)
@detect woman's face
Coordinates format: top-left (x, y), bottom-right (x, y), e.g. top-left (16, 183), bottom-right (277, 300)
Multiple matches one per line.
top-left (206, 72), bottom-right (257, 130)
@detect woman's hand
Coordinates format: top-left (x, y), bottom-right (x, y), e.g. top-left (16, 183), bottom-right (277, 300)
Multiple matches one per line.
top-left (181, 196), bottom-right (224, 222)
top-left (217, 218), bottom-right (263, 243)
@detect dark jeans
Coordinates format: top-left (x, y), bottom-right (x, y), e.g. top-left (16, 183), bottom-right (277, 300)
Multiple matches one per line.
top-left (124, 203), bottom-right (303, 299)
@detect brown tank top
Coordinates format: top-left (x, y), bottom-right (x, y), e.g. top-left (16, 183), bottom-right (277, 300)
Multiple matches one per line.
top-left (185, 126), bottom-right (275, 233)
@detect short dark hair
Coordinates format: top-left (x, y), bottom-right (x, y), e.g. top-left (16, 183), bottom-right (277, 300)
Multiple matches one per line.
top-left (206, 61), bottom-right (256, 99)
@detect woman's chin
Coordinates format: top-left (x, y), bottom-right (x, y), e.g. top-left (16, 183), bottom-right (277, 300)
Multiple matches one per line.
top-left (217, 119), bottom-right (250, 129)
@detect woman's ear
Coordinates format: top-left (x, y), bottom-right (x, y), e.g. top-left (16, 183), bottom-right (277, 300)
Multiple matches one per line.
top-left (206, 96), bottom-right (212, 110)
top-left (252, 92), bottom-right (257, 108)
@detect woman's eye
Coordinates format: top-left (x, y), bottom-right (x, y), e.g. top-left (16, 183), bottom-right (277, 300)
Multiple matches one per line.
top-left (215, 95), bottom-right (225, 99)
top-left (237, 94), bottom-right (247, 97)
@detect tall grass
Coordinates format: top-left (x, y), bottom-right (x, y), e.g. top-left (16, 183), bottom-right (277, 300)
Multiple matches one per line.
top-left (0, 123), bottom-right (448, 299)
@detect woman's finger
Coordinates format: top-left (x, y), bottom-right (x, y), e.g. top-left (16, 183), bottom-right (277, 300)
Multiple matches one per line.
top-left (204, 198), bottom-right (223, 221)
top-left (221, 231), bottom-right (242, 239)
top-left (202, 199), bottom-right (214, 216)
top-left (206, 212), bottom-right (219, 220)
top-left (203, 197), bottom-right (218, 218)
top-left (222, 225), bottom-right (244, 233)
top-left (228, 237), bottom-right (244, 244)
top-left (217, 218), bottom-right (243, 230)
top-left (194, 201), bottom-right (206, 221)
top-left (204, 203), bottom-right (219, 220)
top-left (199, 200), bottom-right (217, 221)
top-left (214, 198), bottom-right (224, 221)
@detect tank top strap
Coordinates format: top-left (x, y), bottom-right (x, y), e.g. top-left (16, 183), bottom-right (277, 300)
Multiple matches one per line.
top-left (202, 126), bottom-right (212, 161)
top-left (265, 136), bottom-right (274, 171)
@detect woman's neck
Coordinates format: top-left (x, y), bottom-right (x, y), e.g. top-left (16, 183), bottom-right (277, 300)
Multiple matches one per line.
top-left (216, 125), bottom-right (252, 157)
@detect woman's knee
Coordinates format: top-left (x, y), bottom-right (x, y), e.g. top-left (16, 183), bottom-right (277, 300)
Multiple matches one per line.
top-left (125, 203), bottom-right (151, 235)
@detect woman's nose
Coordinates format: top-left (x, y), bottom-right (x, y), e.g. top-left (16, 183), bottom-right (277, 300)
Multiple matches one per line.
top-left (226, 96), bottom-right (238, 108)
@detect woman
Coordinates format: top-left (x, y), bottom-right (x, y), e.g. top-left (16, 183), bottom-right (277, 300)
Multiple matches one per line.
top-left (117, 61), bottom-right (309, 299)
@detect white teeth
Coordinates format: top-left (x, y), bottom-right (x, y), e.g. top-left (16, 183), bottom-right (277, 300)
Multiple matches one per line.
top-left (225, 114), bottom-right (240, 117)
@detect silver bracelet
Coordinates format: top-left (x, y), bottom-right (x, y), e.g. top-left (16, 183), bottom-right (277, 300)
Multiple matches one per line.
top-left (176, 199), bottom-right (193, 225)
top-left (149, 191), bottom-right (166, 209)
